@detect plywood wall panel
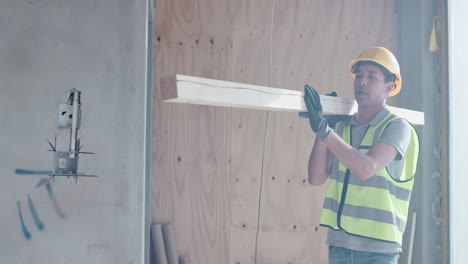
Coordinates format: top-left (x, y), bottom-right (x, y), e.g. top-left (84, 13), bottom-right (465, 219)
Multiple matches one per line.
top-left (271, 0), bottom-right (397, 98)
top-left (252, 111), bottom-right (328, 263)
top-left (230, 109), bottom-right (268, 264)
top-left (256, 0), bottom-right (398, 263)
top-left (153, 0), bottom-right (398, 263)
top-left (230, 1), bottom-right (274, 262)
top-left (153, 0), bottom-right (234, 263)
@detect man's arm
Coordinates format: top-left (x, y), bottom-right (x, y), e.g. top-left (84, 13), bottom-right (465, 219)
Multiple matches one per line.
top-left (303, 85), bottom-right (399, 181)
top-left (307, 131), bottom-right (398, 183)
top-left (308, 136), bottom-right (333, 185)
top-left (322, 132), bottom-right (398, 180)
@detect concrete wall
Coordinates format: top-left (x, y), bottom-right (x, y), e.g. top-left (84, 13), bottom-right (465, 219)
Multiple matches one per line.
top-left (448, 1), bottom-right (468, 263)
top-left (0, 1), bottom-right (149, 263)
top-left (398, 0), bottom-right (446, 263)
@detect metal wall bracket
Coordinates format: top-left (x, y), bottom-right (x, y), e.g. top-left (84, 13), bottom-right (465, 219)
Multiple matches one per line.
top-left (58, 104), bottom-right (81, 129)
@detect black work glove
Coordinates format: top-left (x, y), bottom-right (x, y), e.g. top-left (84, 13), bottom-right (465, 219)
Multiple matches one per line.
top-left (304, 84), bottom-right (333, 140)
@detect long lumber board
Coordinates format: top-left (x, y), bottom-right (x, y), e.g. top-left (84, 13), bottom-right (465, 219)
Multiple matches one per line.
top-left (160, 75), bottom-right (424, 125)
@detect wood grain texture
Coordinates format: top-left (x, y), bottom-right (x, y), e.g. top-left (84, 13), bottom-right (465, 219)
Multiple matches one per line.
top-left (160, 74), bottom-right (424, 124)
top-left (160, 74), bottom-right (356, 113)
top-left (152, 0), bottom-right (233, 263)
top-left (258, 1), bottom-right (398, 263)
top-left (153, 0), bottom-right (399, 263)
top-left (230, 1), bottom-right (273, 262)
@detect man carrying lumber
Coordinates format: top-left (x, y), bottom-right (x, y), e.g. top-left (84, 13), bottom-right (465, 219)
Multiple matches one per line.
top-left (305, 46), bottom-right (420, 264)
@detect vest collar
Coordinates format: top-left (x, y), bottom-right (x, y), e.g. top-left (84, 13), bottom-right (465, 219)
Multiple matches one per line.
top-left (349, 106), bottom-right (391, 127)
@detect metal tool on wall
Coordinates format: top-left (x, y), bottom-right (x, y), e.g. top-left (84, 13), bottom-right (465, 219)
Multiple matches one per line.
top-left (15, 88), bottom-right (97, 183)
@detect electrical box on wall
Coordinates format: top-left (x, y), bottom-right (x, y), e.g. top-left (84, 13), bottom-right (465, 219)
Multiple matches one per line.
top-left (53, 151), bottom-right (78, 175)
top-left (15, 89), bottom-right (97, 183)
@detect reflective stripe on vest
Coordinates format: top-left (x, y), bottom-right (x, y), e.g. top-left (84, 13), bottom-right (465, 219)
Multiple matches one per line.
top-left (319, 112), bottom-right (420, 245)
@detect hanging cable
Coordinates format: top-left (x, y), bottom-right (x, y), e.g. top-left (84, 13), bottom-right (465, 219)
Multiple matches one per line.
top-left (254, 0), bottom-right (276, 262)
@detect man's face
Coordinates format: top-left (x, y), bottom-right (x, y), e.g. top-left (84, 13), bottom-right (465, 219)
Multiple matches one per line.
top-left (353, 64), bottom-right (394, 107)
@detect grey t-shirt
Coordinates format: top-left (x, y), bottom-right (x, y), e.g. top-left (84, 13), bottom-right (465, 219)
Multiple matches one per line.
top-left (326, 107), bottom-right (412, 253)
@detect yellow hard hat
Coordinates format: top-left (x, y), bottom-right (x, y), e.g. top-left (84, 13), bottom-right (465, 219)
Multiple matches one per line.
top-left (349, 47), bottom-right (402, 97)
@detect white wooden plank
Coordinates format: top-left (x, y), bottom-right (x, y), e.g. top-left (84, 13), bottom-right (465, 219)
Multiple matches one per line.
top-left (160, 74), bottom-right (424, 125)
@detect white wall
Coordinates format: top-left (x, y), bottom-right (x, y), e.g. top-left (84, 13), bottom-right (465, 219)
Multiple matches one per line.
top-left (0, 1), bottom-right (149, 263)
top-left (448, 0), bottom-right (468, 263)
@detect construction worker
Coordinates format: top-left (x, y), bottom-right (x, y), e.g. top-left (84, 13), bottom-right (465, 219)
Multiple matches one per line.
top-left (305, 47), bottom-right (419, 264)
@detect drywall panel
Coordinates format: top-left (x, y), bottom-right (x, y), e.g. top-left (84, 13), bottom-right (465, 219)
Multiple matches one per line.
top-left (152, 0), bottom-right (234, 263)
top-left (0, 1), bottom-right (148, 263)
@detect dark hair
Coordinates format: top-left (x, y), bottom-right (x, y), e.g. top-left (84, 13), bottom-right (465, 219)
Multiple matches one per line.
top-left (352, 61), bottom-right (396, 84)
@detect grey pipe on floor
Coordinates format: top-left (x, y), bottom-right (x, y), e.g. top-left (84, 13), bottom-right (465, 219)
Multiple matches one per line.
top-left (162, 223), bottom-right (179, 264)
top-left (179, 256), bottom-right (190, 264)
top-left (151, 224), bottom-right (168, 264)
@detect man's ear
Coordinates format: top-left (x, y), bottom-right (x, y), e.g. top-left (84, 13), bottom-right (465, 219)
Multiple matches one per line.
top-left (385, 81), bottom-right (396, 94)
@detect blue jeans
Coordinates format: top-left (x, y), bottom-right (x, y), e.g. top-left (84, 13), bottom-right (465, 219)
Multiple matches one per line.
top-left (328, 245), bottom-right (400, 264)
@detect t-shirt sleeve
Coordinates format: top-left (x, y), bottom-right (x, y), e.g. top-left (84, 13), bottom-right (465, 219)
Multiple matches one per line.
top-left (378, 119), bottom-right (412, 160)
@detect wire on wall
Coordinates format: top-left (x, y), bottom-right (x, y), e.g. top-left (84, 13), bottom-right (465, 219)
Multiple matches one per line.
top-left (254, 0), bottom-right (276, 263)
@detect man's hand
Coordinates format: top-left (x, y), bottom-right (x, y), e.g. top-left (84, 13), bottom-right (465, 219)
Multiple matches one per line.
top-left (304, 85), bottom-right (332, 140)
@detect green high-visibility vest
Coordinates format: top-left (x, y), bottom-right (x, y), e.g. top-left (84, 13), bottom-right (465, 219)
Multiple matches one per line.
top-left (320, 112), bottom-right (420, 245)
